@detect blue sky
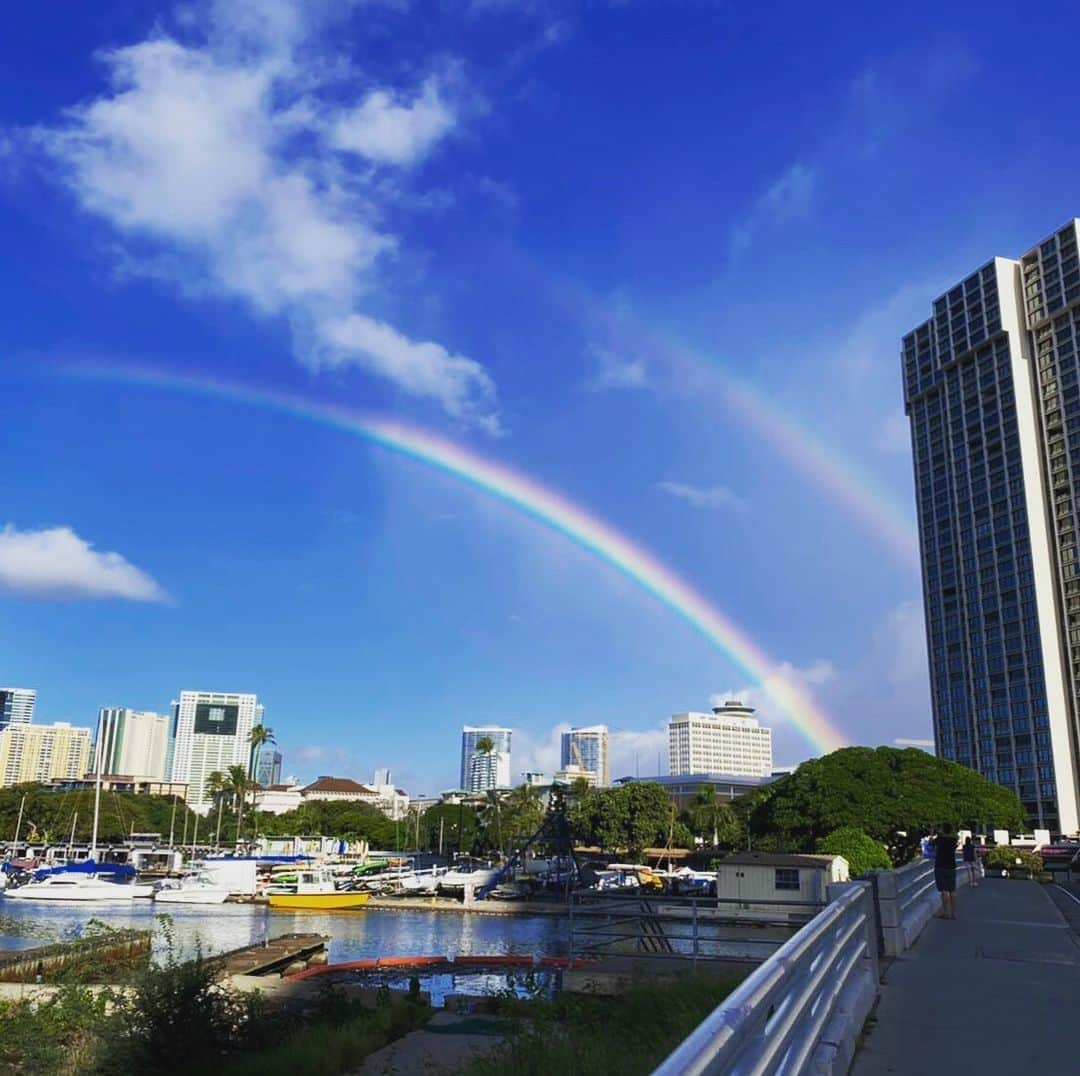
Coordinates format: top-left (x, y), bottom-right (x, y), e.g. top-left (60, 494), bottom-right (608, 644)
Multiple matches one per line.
top-left (3, 0), bottom-right (1079, 793)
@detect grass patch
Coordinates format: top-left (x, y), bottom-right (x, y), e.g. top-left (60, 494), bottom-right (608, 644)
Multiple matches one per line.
top-left (459, 969), bottom-right (746, 1076)
top-left (220, 987), bottom-right (432, 1076)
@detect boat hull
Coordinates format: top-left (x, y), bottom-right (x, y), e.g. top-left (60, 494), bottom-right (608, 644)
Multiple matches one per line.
top-left (154, 888), bottom-right (231, 904)
top-left (268, 892), bottom-right (371, 910)
top-left (3, 885), bottom-right (136, 902)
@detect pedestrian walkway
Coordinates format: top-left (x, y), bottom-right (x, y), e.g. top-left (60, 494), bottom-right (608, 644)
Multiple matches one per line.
top-left (853, 878), bottom-right (1080, 1074)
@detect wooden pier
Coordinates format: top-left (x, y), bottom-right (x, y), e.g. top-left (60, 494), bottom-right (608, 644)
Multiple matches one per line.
top-left (217, 932), bottom-right (328, 977)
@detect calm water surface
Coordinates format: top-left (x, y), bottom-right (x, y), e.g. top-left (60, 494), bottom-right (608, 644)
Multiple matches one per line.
top-left (0, 900), bottom-right (568, 963)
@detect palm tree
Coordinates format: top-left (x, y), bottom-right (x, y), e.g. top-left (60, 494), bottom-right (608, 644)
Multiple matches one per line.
top-left (688, 785), bottom-right (739, 848)
top-left (206, 770), bottom-right (227, 850)
top-left (246, 724), bottom-right (276, 843)
top-left (227, 764), bottom-right (249, 847)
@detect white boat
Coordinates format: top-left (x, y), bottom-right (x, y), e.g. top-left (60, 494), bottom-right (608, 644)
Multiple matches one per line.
top-left (154, 872), bottom-right (231, 905)
top-left (3, 872), bottom-right (142, 902)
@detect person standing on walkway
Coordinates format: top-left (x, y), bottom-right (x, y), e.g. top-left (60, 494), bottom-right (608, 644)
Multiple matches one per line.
top-left (962, 836), bottom-right (979, 888)
top-left (934, 822), bottom-right (959, 919)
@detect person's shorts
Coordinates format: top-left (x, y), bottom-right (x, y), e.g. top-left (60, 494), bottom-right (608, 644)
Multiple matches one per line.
top-left (935, 866), bottom-right (956, 892)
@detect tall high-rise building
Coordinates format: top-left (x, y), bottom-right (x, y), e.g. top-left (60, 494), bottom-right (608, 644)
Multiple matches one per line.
top-left (255, 749), bottom-right (283, 787)
top-left (560, 725), bottom-right (610, 787)
top-left (0, 688), bottom-right (35, 732)
top-left (169, 691), bottom-right (262, 811)
top-left (95, 708), bottom-right (171, 780)
top-left (460, 726), bottom-right (512, 792)
top-left (904, 219), bottom-right (1080, 834)
top-left (668, 701), bottom-right (773, 777)
top-left (0, 722), bottom-right (91, 787)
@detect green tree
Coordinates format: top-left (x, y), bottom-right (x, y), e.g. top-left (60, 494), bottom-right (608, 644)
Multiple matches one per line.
top-left (745, 747), bottom-right (1026, 865)
top-left (246, 724), bottom-right (276, 841)
top-left (226, 765), bottom-right (250, 846)
top-left (815, 826), bottom-right (892, 877)
top-left (685, 786), bottom-right (742, 848)
top-left (499, 784), bottom-right (546, 846)
top-left (570, 782), bottom-right (676, 857)
top-left (205, 771), bottom-right (228, 850)
top-left (418, 802), bottom-right (480, 854)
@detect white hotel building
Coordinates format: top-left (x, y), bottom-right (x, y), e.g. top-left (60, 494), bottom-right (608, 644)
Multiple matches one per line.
top-left (96, 708), bottom-right (171, 781)
top-left (169, 691), bottom-right (262, 812)
top-left (668, 701), bottom-right (773, 778)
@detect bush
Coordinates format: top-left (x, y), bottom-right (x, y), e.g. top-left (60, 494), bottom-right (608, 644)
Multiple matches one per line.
top-left (815, 827), bottom-right (892, 878)
top-left (984, 847), bottom-right (1043, 876)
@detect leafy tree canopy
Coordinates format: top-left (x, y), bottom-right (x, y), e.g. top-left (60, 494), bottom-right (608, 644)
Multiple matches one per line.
top-left (570, 782), bottom-right (678, 856)
top-left (745, 747), bottom-right (1025, 864)
top-left (815, 826), bottom-right (892, 877)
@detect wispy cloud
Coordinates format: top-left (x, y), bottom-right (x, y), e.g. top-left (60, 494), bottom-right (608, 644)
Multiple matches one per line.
top-left (20, 1), bottom-right (500, 430)
top-left (0, 524), bottom-right (166, 602)
top-left (730, 160), bottom-right (817, 258)
top-left (894, 737), bottom-right (935, 750)
top-left (585, 345), bottom-right (648, 391)
top-left (657, 481), bottom-right (745, 512)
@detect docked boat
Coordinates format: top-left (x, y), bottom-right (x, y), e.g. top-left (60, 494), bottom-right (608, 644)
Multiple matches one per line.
top-left (154, 872), bottom-right (232, 905)
top-left (3, 864), bottom-right (149, 902)
top-left (267, 867), bottom-right (371, 910)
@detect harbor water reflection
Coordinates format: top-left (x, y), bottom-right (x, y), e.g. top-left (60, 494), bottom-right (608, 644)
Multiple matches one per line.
top-left (0, 901), bottom-right (569, 963)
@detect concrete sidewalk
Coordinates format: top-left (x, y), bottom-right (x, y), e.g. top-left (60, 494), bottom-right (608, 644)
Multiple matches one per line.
top-left (853, 878), bottom-right (1080, 1074)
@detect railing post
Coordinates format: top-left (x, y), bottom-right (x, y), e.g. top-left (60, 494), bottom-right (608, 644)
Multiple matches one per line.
top-left (692, 897), bottom-right (699, 968)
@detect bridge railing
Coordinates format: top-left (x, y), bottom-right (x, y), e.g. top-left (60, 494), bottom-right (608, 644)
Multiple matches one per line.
top-left (875, 856), bottom-right (970, 956)
top-left (651, 881), bottom-right (878, 1076)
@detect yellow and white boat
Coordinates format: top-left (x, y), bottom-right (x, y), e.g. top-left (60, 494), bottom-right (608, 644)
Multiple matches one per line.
top-left (267, 867), bottom-right (371, 910)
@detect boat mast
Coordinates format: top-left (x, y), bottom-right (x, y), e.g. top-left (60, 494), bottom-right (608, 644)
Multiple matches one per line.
top-left (67, 811), bottom-right (78, 860)
top-left (11, 794), bottom-right (26, 856)
top-left (90, 712), bottom-right (103, 862)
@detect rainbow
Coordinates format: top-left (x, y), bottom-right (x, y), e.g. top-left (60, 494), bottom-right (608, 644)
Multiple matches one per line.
top-left (561, 279), bottom-right (920, 571)
top-left (63, 362), bottom-right (847, 754)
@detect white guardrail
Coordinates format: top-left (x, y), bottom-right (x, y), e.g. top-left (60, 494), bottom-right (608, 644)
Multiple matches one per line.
top-left (652, 881), bottom-right (879, 1076)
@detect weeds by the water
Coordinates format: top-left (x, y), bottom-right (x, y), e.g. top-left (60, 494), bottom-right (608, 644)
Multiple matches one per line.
top-left (220, 986), bottom-right (433, 1076)
top-left (458, 970), bottom-right (745, 1076)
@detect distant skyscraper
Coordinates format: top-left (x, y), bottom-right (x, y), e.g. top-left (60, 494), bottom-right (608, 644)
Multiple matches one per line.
top-left (169, 691), bottom-right (262, 811)
top-left (904, 219), bottom-right (1080, 834)
top-left (561, 725), bottom-right (610, 787)
top-left (255, 749), bottom-right (283, 787)
top-left (95, 708), bottom-right (170, 779)
top-left (668, 701), bottom-right (773, 777)
top-left (0, 688), bottom-right (35, 732)
top-left (0, 722), bottom-right (91, 787)
top-left (460, 726), bottom-right (512, 792)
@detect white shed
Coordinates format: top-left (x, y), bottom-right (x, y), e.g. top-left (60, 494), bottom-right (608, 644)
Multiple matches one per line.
top-left (715, 853), bottom-right (849, 922)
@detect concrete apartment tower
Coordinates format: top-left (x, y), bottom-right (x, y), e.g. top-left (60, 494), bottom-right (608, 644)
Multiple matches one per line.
top-left (0, 688), bottom-right (35, 732)
top-left (668, 701), bottom-right (773, 777)
top-left (169, 691), bottom-right (262, 811)
top-left (560, 725), bottom-right (610, 787)
top-left (460, 726), bottom-right (512, 792)
top-left (903, 219), bottom-right (1080, 834)
top-left (95, 708), bottom-right (171, 780)
top-left (0, 722), bottom-right (91, 787)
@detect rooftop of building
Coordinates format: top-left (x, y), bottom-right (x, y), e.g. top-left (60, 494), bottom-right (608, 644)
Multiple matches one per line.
top-left (719, 852), bottom-right (845, 869)
top-left (302, 776), bottom-right (377, 794)
top-left (615, 773), bottom-right (776, 787)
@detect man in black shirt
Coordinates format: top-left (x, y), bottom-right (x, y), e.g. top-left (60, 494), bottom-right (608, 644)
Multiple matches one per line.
top-left (934, 822), bottom-right (959, 919)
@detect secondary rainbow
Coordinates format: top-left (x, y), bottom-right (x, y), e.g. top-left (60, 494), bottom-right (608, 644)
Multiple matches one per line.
top-left (66, 361), bottom-right (847, 754)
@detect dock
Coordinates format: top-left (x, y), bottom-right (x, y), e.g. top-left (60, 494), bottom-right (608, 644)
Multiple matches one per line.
top-left (365, 896), bottom-right (567, 916)
top-left (217, 932), bottom-right (328, 977)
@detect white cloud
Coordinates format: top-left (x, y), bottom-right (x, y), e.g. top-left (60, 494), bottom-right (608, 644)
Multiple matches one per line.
top-left (332, 79), bottom-right (455, 165)
top-left (893, 737), bottom-right (934, 750)
top-left (730, 160), bottom-right (817, 257)
top-left (0, 524), bottom-right (166, 602)
top-left (317, 312), bottom-right (501, 432)
top-left (657, 481), bottom-right (745, 512)
top-left (25, 5), bottom-right (500, 430)
top-left (585, 346), bottom-right (648, 391)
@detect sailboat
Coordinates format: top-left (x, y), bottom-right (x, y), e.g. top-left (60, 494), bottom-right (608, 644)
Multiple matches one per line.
top-left (3, 722), bottom-right (152, 903)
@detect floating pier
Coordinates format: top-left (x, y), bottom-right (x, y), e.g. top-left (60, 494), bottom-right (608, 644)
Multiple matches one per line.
top-left (217, 932), bottom-right (328, 977)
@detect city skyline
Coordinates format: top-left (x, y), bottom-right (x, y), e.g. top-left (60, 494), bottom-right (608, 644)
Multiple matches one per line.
top-left (4, 3), bottom-right (1080, 798)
